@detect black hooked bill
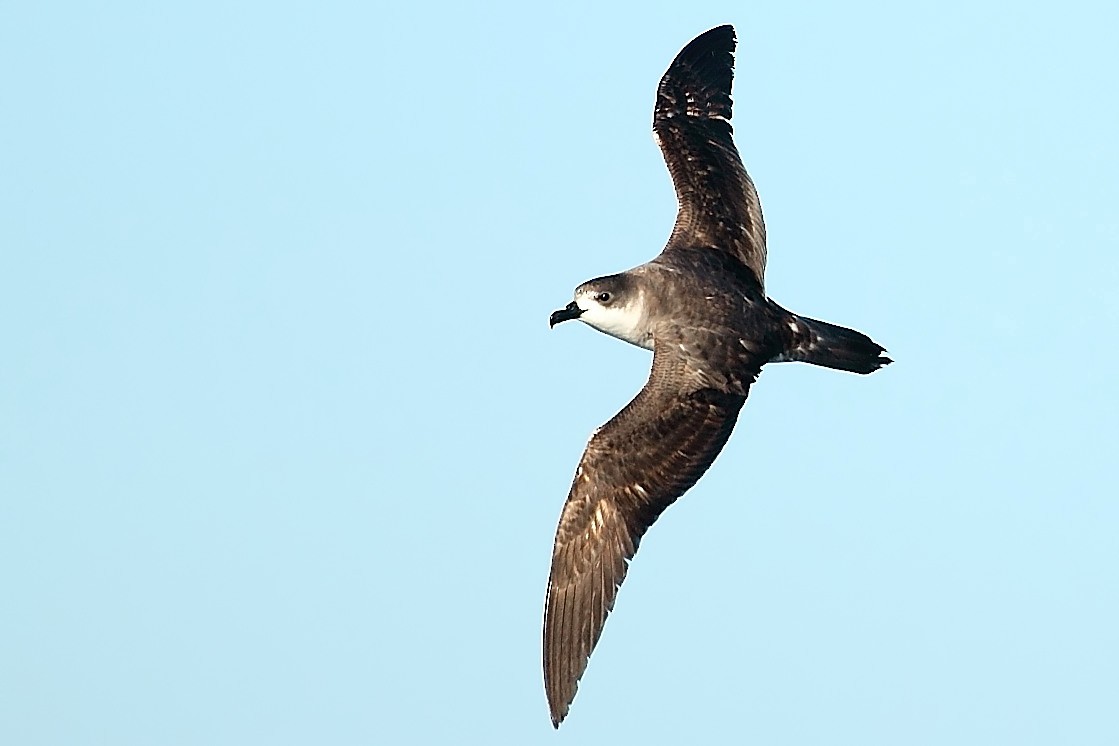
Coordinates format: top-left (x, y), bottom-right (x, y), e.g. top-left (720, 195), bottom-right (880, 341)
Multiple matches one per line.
top-left (549, 302), bottom-right (583, 328)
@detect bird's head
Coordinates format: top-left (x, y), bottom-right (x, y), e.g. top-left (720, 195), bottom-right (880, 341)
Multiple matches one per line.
top-left (549, 273), bottom-right (651, 349)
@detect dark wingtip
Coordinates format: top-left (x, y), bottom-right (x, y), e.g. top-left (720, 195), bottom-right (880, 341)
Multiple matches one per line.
top-left (671, 24), bottom-right (736, 72)
top-left (656, 25), bottom-right (737, 130)
top-left (548, 690), bottom-right (569, 728)
top-left (685, 24), bottom-right (735, 51)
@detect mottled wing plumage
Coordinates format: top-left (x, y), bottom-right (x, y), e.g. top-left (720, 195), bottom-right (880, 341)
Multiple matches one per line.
top-left (654, 24), bottom-right (767, 289)
top-left (543, 343), bottom-right (748, 727)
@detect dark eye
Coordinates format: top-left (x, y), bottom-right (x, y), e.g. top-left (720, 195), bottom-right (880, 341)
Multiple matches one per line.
top-left (595, 292), bottom-right (612, 303)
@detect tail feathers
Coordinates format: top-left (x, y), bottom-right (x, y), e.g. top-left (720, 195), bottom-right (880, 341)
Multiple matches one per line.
top-left (779, 315), bottom-right (892, 374)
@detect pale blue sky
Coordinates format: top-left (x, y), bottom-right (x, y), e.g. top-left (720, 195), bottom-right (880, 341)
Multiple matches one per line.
top-left (2, 1), bottom-right (1117, 743)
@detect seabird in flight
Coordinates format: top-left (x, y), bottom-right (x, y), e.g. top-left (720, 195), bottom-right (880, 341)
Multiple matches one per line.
top-left (543, 24), bottom-right (891, 727)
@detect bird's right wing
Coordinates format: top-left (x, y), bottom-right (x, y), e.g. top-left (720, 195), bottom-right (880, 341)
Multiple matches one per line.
top-left (543, 345), bottom-right (747, 727)
top-left (654, 24), bottom-right (768, 289)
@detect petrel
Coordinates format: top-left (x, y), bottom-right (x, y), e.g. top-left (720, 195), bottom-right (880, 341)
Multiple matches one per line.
top-left (544, 25), bottom-right (891, 727)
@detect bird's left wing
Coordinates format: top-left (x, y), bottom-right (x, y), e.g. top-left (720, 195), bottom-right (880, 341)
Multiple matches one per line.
top-left (543, 344), bottom-right (748, 727)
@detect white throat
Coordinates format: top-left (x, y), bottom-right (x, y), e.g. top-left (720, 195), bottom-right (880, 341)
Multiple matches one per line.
top-left (577, 295), bottom-right (652, 350)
